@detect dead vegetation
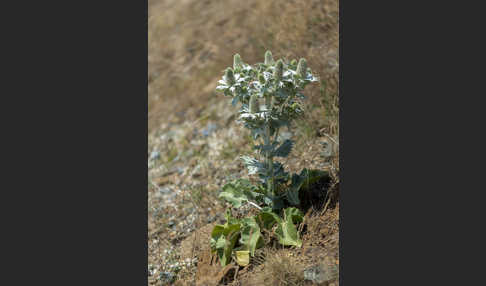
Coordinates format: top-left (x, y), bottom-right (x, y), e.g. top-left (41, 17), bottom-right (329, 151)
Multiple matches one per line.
top-left (149, 0), bottom-right (338, 135)
top-left (148, 0), bottom-right (339, 285)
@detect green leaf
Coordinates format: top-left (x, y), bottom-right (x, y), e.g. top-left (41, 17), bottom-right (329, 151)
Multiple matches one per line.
top-left (286, 173), bottom-right (304, 206)
top-left (254, 142), bottom-right (278, 155)
top-left (286, 189), bottom-right (300, 206)
top-left (231, 96), bottom-right (239, 106)
top-left (220, 228), bottom-right (240, 266)
top-left (223, 89), bottom-right (233, 97)
top-left (240, 156), bottom-right (266, 175)
top-left (238, 217), bottom-right (264, 256)
top-left (218, 179), bottom-right (261, 208)
top-left (234, 250), bottom-right (250, 266)
top-left (275, 207), bottom-right (303, 247)
top-left (257, 209), bottom-right (281, 230)
top-left (273, 139), bottom-right (294, 157)
top-left (299, 169), bottom-right (329, 190)
top-left (210, 219), bottom-right (241, 266)
top-left (224, 209), bottom-right (240, 225)
top-left (271, 161), bottom-right (288, 182)
top-left (210, 225), bottom-right (225, 249)
top-left (240, 216), bottom-right (260, 229)
top-left (284, 207), bottom-right (304, 224)
top-left (285, 169), bottom-right (330, 206)
top-left (215, 235), bottom-right (227, 249)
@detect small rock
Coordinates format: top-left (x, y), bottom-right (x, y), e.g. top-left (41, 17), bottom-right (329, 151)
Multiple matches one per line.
top-left (191, 164), bottom-right (202, 178)
top-left (304, 263), bottom-right (338, 284)
top-left (201, 122), bottom-right (218, 137)
top-left (159, 271), bottom-right (175, 284)
top-left (149, 151), bottom-right (161, 161)
top-left (207, 215), bottom-right (215, 223)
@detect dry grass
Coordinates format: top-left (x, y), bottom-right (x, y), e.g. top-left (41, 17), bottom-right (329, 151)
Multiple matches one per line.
top-left (303, 204), bottom-right (339, 252)
top-left (148, 0), bottom-right (339, 137)
top-left (239, 249), bottom-right (306, 286)
top-left (148, 0), bottom-right (339, 284)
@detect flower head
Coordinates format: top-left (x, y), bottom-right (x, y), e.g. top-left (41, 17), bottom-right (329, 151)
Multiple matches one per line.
top-left (296, 58), bottom-right (307, 78)
top-left (225, 68), bottom-right (235, 85)
top-left (274, 59), bottom-right (284, 81)
top-left (264, 51), bottom-right (274, 65)
top-left (258, 73), bottom-right (265, 84)
top-left (249, 94), bottom-right (260, 114)
top-left (233, 54), bottom-right (243, 70)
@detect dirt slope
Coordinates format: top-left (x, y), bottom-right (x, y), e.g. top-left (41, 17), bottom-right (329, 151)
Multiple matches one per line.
top-left (148, 0), bottom-right (339, 285)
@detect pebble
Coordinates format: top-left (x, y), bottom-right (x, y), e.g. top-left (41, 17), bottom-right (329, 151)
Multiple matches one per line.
top-left (149, 151), bottom-right (161, 161)
top-left (159, 272), bottom-right (175, 284)
top-left (201, 122), bottom-right (218, 137)
top-left (304, 263), bottom-right (338, 284)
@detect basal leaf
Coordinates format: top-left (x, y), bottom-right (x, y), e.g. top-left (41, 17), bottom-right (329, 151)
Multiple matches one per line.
top-left (224, 209), bottom-right (240, 226)
top-left (210, 225), bottom-right (225, 250)
top-left (215, 235), bottom-right (227, 249)
top-left (218, 179), bottom-right (263, 208)
top-left (275, 207), bottom-right (303, 247)
top-left (257, 210), bottom-right (281, 230)
top-left (219, 229), bottom-right (240, 266)
top-left (219, 183), bottom-right (248, 208)
top-left (219, 210), bottom-right (242, 266)
top-left (239, 217), bottom-right (264, 256)
top-left (234, 250), bottom-right (250, 266)
top-left (284, 207), bottom-right (304, 224)
top-left (211, 219), bottom-right (241, 266)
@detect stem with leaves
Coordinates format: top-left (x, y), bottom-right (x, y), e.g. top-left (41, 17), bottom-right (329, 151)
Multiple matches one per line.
top-left (216, 51), bottom-right (318, 207)
top-left (211, 51), bottom-right (322, 268)
top-left (264, 93), bottom-right (274, 196)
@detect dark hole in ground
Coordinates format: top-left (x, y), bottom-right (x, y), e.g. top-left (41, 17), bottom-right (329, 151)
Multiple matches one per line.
top-left (298, 170), bottom-right (335, 213)
top-left (221, 267), bottom-right (237, 285)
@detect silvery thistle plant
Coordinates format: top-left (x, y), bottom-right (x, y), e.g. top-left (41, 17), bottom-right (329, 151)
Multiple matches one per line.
top-left (210, 51), bottom-right (318, 267)
top-left (216, 51), bottom-right (318, 208)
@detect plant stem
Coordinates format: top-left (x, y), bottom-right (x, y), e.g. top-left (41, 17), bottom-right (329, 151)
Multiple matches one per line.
top-left (247, 201), bottom-right (263, 210)
top-left (264, 94), bottom-right (274, 196)
top-left (266, 124), bottom-right (273, 195)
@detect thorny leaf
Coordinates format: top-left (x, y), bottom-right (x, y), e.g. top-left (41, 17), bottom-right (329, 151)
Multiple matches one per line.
top-left (273, 139), bottom-right (294, 158)
top-left (218, 179), bottom-right (263, 208)
top-left (240, 155), bottom-right (266, 176)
